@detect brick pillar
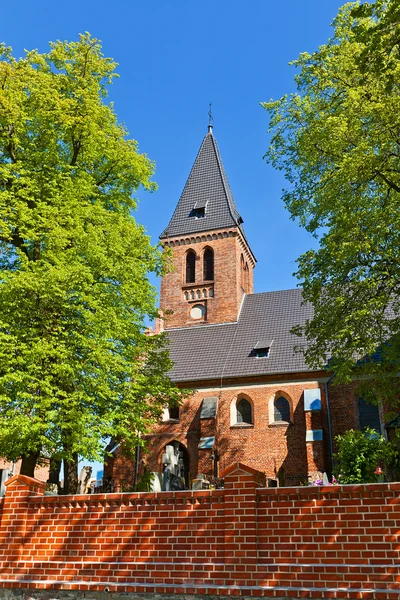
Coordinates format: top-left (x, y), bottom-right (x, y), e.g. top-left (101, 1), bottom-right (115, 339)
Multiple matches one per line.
top-left (222, 462), bottom-right (265, 565)
top-left (0, 474), bottom-right (46, 564)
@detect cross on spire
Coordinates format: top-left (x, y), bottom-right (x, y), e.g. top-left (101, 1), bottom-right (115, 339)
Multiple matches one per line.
top-left (208, 102), bottom-right (213, 132)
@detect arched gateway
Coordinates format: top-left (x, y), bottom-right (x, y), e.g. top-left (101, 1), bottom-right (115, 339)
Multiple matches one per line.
top-left (160, 441), bottom-right (190, 490)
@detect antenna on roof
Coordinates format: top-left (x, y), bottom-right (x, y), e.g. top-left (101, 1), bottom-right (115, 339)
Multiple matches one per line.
top-left (208, 102), bottom-right (213, 133)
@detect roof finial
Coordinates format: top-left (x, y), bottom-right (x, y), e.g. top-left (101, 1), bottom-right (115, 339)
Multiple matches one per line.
top-left (208, 102), bottom-right (213, 133)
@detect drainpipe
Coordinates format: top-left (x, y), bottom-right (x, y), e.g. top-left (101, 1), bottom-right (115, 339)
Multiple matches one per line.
top-left (325, 373), bottom-right (336, 472)
top-left (133, 432), bottom-right (141, 489)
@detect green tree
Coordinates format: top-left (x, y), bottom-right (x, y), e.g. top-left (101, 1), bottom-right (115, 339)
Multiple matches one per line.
top-left (0, 35), bottom-right (184, 492)
top-left (262, 1), bottom-right (400, 407)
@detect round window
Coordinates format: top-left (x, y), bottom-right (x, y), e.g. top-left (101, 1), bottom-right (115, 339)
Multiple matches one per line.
top-left (190, 304), bottom-right (205, 320)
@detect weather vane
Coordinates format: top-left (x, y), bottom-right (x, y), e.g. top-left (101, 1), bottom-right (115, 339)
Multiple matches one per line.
top-left (208, 103), bottom-right (213, 128)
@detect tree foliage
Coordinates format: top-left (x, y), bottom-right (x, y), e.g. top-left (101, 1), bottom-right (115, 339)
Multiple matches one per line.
top-left (334, 428), bottom-right (397, 483)
top-left (262, 1), bottom-right (400, 406)
top-left (0, 34), bottom-right (184, 485)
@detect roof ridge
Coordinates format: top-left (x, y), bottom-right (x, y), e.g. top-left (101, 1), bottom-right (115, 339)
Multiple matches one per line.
top-left (247, 288), bottom-right (303, 297)
top-left (209, 133), bottom-right (241, 227)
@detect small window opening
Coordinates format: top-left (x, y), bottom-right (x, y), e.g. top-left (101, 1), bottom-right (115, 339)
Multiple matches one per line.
top-left (193, 207), bottom-right (205, 219)
top-left (274, 397), bottom-right (290, 422)
top-left (168, 406), bottom-right (180, 420)
top-left (255, 348), bottom-right (269, 358)
top-left (203, 248), bottom-right (214, 281)
top-left (236, 398), bottom-right (252, 424)
top-left (253, 339), bottom-right (272, 358)
top-left (186, 251), bottom-right (196, 283)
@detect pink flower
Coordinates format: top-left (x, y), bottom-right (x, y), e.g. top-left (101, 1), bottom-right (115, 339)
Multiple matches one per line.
top-left (374, 467), bottom-right (383, 475)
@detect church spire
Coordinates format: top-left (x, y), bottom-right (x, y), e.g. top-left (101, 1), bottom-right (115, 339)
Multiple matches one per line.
top-left (159, 127), bottom-right (256, 329)
top-left (160, 128), bottom-right (246, 240)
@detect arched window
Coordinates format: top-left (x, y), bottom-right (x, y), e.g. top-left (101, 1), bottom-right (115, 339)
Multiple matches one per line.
top-left (274, 397), bottom-right (291, 422)
top-left (186, 250), bottom-right (196, 283)
top-left (240, 254), bottom-right (245, 289)
top-left (237, 398), bottom-right (252, 424)
top-left (244, 262), bottom-right (249, 291)
top-left (203, 248), bottom-right (214, 281)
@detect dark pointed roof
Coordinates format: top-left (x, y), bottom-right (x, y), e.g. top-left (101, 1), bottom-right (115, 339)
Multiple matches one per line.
top-left (160, 128), bottom-right (245, 239)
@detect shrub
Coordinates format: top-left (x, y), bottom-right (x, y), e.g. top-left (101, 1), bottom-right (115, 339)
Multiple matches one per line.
top-left (334, 428), bottom-right (398, 484)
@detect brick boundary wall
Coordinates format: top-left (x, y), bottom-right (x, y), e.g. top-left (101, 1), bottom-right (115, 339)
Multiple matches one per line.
top-left (0, 464), bottom-right (399, 599)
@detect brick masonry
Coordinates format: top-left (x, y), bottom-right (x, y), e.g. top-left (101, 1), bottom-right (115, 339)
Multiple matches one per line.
top-left (160, 228), bottom-right (254, 330)
top-left (0, 459), bottom-right (49, 483)
top-left (109, 378), bottom-right (334, 488)
top-left (0, 464), bottom-right (399, 599)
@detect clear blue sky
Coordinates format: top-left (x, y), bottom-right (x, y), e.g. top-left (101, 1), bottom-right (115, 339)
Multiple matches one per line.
top-left (2, 0), bottom-right (346, 298)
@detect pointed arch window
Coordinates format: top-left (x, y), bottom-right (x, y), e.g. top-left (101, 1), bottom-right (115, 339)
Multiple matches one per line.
top-left (186, 250), bottom-right (196, 283)
top-left (274, 397), bottom-right (291, 423)
top-left (236, 398), bottom-right (252, 424)
top-left (203, 248), bottom-right (214, 281)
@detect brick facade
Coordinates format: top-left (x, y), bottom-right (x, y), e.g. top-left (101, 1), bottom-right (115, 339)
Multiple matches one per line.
top-left (109, 377), bottom-right (363, 488)
top-left (160, 228), bottom-right (254, 330)
top-left (0, 458), bottom-right (49, 482)
top-left (0, 466), bottom-right (399, 598)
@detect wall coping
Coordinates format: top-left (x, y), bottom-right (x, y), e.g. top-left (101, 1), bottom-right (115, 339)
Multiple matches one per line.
top-left (5, 474), bottom-right (47, 490)
top-left (221, 462), bottom-right (264, 478)
top-left (257, 481), bottom-right (400, 496)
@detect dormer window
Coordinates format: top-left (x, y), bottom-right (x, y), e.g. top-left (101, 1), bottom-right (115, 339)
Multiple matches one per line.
top-left (255, 348), bottom-right (269, 358)
top-left (253, 340), bottom-right (272, 358)
top-left (190, 199), bottom-right (208, 219)
top-left (193, 207), bottom-right (205, 218)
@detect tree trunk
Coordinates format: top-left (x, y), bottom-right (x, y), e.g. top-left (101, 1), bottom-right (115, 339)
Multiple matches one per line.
top-left (20, 452), bottom-right (39, 477)
top-left (48, 457), bottom-right (61, 487)
top-left (63, 453), bottom-right (79, 495)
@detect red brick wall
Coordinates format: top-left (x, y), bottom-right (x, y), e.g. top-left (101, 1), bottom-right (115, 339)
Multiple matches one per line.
top-left (1, 464), bottom-right (398, 599)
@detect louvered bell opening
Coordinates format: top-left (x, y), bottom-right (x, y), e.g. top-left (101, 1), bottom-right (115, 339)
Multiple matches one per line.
top-left (203, 248), bottom-right (214, 281)
top-left (186, 251), bottom-right (196, 283)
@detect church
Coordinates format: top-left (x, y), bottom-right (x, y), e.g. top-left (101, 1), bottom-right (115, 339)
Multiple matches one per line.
top-left (108, 125), bottom-right (383, 489)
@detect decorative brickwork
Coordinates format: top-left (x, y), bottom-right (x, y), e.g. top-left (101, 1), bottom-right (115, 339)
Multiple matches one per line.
top-left (160, 229), bottom-right (254, 329)
top-left (0, 466), bottom-right (399, 599)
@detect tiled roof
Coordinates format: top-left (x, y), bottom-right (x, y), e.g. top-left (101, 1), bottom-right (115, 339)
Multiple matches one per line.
top-left (166, 288), bottom-right (316, 382)
top-left (160, 129), bottom-right (245, 239)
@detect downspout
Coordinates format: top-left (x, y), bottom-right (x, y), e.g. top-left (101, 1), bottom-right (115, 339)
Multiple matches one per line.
top-left (325, 372), bottom-right (336, 472)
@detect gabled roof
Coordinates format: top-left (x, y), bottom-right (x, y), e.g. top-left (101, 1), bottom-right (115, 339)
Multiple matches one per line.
top-left (165, 288), bottom-right (316, 383)
top-left (160, 128), bottom-right (245, 239)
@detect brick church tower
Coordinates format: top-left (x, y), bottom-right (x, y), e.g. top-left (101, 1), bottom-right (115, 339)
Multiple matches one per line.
top-left (158, 125), bottom-right (256, 329)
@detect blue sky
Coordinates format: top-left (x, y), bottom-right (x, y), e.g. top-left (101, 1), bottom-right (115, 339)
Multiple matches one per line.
top-left (2, 0), bottom-right (346, 298)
